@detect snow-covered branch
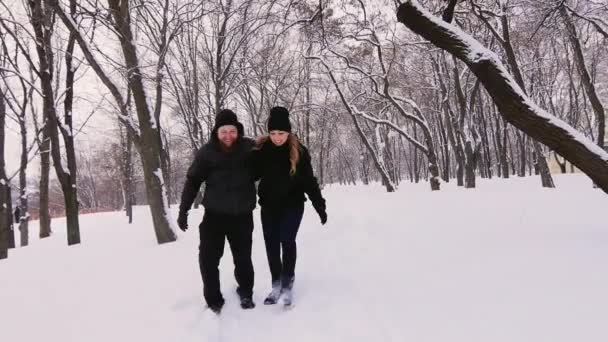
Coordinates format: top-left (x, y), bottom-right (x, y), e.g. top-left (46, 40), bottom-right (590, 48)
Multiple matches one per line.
top-left (397, 0), bottom-right (608, 194)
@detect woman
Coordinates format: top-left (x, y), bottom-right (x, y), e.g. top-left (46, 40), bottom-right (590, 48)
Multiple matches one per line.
top-left (253, 106), bottom-right (327, 306)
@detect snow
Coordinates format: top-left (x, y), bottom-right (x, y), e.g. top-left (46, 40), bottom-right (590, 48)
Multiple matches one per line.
top-left (407, 0), bottom-right (608, 162)
top-left (0, 179), bottom-right (6, 185)
top-left (1, 174), bottom-right (607, 342)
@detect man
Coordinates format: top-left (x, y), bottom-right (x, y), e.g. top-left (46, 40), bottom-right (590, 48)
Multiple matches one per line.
top-left (178, 109), bottom-right (257, 314)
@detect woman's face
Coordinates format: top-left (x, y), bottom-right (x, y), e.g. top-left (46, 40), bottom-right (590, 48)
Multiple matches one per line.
top-left (269, 130), bottom-right (289, 146)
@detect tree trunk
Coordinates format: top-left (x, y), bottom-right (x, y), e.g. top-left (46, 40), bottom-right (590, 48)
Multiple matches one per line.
top-left (534, 141), bottom-right (555, 187)
top-left (495, 117), bottom-right (507, 178)
top-left (120, 123), bottom-right (134, 223)
top-left (433, 57), bottom-right (463, 185)
top-left (305, 44), bottom-right (312, 147)
top-left (38, 129), bottom-right (51, 238)
top-left (478, 97), bottom-right (493, 179)
top-left (436, 109), bottom-right (450, 182)
top-left (18, 102), bottom-right (29, 246)
top-left (353, 117), bottom-right (395, 192)
top-left (0, 86), bottom-right (10, 259)
top-left (4, 69), bottom-right (34, 246)
top-left (464, 140), bottom-right (477, 188)
top-left (61, 0), bottom-right (81, 244)
top-left (516, 132), bottom-right (526, 177)
top-left (382, 128), bottom-right (398, 185)
top-left (555, 154), bottom-right (567, 173)
top-left (126, 98), bottom-right (135, 222)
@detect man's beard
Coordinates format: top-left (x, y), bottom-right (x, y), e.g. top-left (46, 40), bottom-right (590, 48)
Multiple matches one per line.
top-left (219, 139), bottom-right (236, 151)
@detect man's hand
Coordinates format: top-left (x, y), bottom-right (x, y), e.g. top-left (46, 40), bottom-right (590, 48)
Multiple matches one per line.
top-left (177, 211), bottom-right (188, 232)
top-left (318, 209), bottom-right (327, 225)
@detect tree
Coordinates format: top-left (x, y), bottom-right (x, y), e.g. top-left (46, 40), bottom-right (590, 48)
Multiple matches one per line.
top-left (49, 0), bottom-right (177, 243)
top-left (27, 0), bottom-right (81, 245)
top-left (0, 38), bottom-right (36, 246)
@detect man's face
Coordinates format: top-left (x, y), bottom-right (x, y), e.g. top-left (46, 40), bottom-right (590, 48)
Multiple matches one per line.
top-left (218, 125), bottom-right (238, 148)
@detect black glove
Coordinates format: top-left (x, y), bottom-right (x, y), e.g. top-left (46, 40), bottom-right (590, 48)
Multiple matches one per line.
top-left (318, 209), bottom-right (327, 225)
top-left (177, 211), bottom-right (188, 232)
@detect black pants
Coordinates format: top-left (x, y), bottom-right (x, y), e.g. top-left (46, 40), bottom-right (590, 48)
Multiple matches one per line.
top-left (260, 204), bottom-right (305, 287)
top-left (198, 210), bottom-right (254, 306)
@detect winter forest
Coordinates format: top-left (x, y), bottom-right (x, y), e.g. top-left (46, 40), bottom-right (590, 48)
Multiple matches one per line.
top-left (1, 0), bottom-right (606, 252)
top-left (1, 0), bottom-right (608, 339)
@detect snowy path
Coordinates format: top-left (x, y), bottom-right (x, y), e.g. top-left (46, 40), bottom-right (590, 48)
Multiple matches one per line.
top-left (2, 174), bottom-right (607, 342)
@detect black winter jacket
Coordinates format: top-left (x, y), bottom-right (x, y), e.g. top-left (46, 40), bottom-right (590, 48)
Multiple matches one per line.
top-left (253, 140), bottom-right (325, 214)
top-left (179, 137), bottom-right (256, 216)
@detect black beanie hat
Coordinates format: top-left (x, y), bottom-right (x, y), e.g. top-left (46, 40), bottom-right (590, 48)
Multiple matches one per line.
top-left (213, 109), bottom-right (244, 138)
top-left (268, 106), bottom-right (291, 133)
top-left (215, 109), bottom-right (239, 129)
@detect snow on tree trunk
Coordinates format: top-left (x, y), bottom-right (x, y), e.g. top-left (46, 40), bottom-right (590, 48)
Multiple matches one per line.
top-left (397, 0), bottom-right (608, 194)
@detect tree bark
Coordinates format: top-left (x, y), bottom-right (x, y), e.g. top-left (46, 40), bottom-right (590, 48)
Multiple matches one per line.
top-left (18, 86), bottom-right (30, 246)
top-left (464, 140), bottom-right (477, 188)
top-left (38, 127), bottom-right (51, 238)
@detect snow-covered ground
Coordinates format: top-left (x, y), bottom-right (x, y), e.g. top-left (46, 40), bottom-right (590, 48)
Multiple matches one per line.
top-left (2, 174), bottom-right (607, 342)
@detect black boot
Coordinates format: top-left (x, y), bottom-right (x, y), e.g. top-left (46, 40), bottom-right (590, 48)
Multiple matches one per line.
top-left (236, 287), bottom-right (256, 309)
top-left (207, 298), bottom-right (225, 314)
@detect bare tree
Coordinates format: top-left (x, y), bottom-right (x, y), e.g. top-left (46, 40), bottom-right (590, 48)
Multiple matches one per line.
top-left (0, 3), bottom-right (53, 239)
top-left (0, 42), bottom-right (37, 247)
top-left (49, 0), bottom-right (177, 243)
top-left (26, 0), bottom-right (82, 245)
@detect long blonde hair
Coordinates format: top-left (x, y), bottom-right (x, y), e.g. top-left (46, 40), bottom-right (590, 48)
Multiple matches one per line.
top-left (256, 134), bottom-right (301, 175)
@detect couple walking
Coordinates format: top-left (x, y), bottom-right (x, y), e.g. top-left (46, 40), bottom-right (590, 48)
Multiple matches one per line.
top-left (177, 106), bottom-right (327, 313)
